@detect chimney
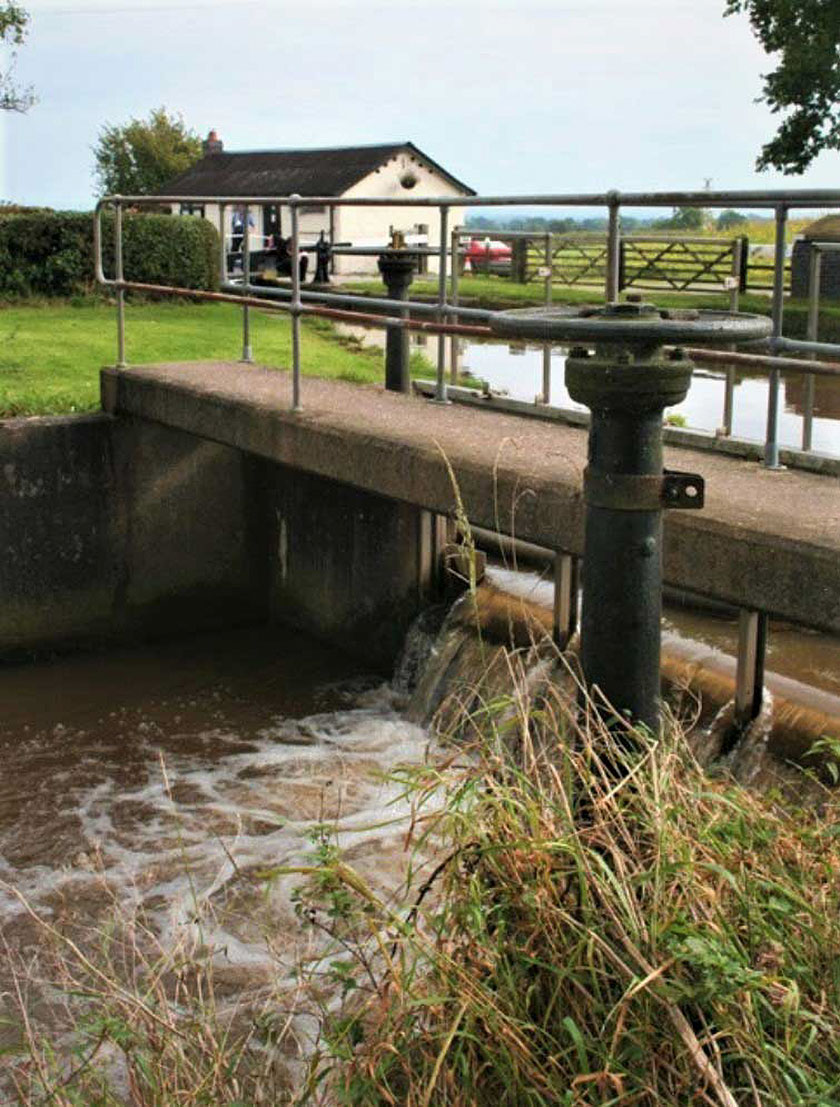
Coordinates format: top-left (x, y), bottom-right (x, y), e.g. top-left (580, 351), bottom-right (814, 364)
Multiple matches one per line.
top-left (203, 130), bottom-right (223, 156)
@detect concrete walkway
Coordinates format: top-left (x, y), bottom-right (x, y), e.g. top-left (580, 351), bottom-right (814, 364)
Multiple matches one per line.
top-left (102, 363), bottom-right (840, 634)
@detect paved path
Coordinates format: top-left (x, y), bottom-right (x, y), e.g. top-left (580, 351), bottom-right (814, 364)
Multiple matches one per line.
top-left (102, 363), bottom-right (840, 634)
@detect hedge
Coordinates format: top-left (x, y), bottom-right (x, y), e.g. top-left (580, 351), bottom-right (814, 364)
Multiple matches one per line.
top-left (0, 211), bottom-right (220, 297)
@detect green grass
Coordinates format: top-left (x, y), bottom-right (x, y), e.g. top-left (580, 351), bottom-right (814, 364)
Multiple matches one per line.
top-left (0, 299), bottom-right (391, 418)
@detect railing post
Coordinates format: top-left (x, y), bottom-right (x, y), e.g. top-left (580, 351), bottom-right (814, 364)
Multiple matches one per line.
top-left (735, 609), bottom-right (767, 725)
top-left (290, 195), bottom-right (302, 411)
top-left (240, 204), bottom-right (253, 364)
top-left (542, 231), bottom-right (552, 404)
top-left (605, 193), bottom-right (621, 302)
top-left (218, 203), bottom-right (227, 283)
top-left (114, 200), bottom-right (127, 368)
top-left (729, 235), bottom-right (742, 314)
top-left (764, 204), bottom-right (787, 468)
top-left (449, 228), bottom-right (460, 384)
top-left (434, 204), bottom-right (449, 403)
top-left (803, 244), bottom-right (821, 452)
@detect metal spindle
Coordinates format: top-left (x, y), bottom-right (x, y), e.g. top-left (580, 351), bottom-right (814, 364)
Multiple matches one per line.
top-left (542, 231), bottom-right (552, 404)
top-left (290, 195), bottom-right (302, 411)
top-left (803, 245), bottom-right (821, 452)
top-left (114, 201), bottom-right (126, 368)
top-left (218, 203), bottom-right (227, 283)
top-left (764, 205), bottom-right (787, 468)
top-left (435, 205), bottom-right (449, 403)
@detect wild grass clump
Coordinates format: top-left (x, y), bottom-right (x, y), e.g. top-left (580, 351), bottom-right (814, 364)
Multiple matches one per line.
top-left (301, 683), bottom-right (840, 1105)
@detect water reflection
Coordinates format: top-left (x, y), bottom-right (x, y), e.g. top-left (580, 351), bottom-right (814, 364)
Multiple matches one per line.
top-left (337, 324), bottom-right (840, 457)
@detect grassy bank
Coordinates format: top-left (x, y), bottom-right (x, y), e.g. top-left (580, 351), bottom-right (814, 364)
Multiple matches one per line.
top-left (0, 299), bottom-right (392, 418)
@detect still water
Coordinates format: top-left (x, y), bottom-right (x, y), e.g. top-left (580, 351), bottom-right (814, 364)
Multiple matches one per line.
top-left (0, 626), bottom-right (431, 1094)
top-left (338, 325), bottom-right (840, 457)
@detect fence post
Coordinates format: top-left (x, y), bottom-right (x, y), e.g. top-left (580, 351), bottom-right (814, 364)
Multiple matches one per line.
top-left (735, 609), bottom-right (767, 725)
top-left (434, 205), bottom-right (449, 403)
top-left (512, 238), bottom-right (528, 283)
top-left (542, 231), bottom-right (552, 404)
top-left (290, 195), bottom-right (302, 411)
top-left (450, 228), bottom-right (461, 384)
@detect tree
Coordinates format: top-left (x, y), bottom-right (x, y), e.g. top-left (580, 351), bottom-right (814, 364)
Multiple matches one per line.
top-left (717, 209), bottom-right (749, 231)
top-left (654, 206), bottom-right (706, 231)
top-left (93, 107), bottom-right (203, 196)
top-left (726, 0), bottom-right (840, 174)
top-left (1, 3), bottom-right (35, 112)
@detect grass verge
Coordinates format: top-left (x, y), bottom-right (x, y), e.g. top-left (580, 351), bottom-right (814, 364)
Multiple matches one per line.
top-left (297, 679), bottom-right (840, 1105)
top-left (0, 299), bottom-right (395, 418)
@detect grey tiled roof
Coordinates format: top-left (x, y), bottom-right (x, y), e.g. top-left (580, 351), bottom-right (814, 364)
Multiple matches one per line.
top-left (159, 142), bottom-right (475, 198)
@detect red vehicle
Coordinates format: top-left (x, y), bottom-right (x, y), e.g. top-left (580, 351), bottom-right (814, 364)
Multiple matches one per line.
top-left (464, 237), bottom-right (512, 273)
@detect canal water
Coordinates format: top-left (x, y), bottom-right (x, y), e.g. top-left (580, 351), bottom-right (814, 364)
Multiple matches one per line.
top-left (337, 325), bottom-right (840, 457)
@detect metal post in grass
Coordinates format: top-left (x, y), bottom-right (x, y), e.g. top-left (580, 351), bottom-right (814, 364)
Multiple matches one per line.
top-left (115, 200), bottom-right (127, 368)
top-left (290, 195), bottom-right (302, 412)
top-left (378, 241), bottom-right (416, 393)
top-left (490, 301), bottom-right (771, 733)
top-left (240, 204), bottom-right (253, 364)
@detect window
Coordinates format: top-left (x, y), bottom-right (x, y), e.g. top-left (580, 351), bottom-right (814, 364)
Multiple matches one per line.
top-left (179, 202), bottom-right (205, 217)
top-left (300, 204), bottom-right (327, 215)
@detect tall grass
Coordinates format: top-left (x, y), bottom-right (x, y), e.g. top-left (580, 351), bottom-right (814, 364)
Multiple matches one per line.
top-left (299, 671), bottom-right (840, 1105)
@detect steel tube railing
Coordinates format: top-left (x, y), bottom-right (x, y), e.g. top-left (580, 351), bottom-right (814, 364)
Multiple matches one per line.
top-left (290, 195), bottom-right (302, 411)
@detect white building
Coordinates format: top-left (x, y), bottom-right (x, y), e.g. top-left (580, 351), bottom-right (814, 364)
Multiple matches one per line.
top-left (160, 133), bottom-right (475, 275)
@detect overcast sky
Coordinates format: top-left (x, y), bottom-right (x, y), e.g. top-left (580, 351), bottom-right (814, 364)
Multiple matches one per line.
top-left (1, 0), bottom-right (837, 216)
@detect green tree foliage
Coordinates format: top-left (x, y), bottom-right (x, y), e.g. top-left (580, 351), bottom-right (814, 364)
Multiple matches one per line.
top-left (726, 0), bottom-right (840, 173)
top-left (1, 2), bottom-right (34, 111)
top-left (655, 206), bottom-right (706, 231)
top-left (93, 107), bottom-right (203, 196)
top-left (717, 209), bottom-right (749, 230)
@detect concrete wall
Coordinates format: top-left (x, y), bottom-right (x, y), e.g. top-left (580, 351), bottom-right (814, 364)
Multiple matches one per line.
top-left (0, 414), bottom-right (434, 670)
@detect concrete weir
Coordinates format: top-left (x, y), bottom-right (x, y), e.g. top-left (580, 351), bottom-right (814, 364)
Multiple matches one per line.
top-left (1, 362), bottom-right (839, 671)
top-left (101, 361), bottom-right (840, 636)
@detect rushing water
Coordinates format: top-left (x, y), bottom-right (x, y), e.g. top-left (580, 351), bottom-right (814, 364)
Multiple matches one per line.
top-left (0, 626), bottom-right (433, 1096)
top-left (337, 324), bottom-right (840, 457)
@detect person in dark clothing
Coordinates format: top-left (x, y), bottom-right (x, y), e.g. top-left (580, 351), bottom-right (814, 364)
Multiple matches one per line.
top-left (274, 235), bottom-right (309, 282)
top-left (313, 231), bottom-right (331, 284)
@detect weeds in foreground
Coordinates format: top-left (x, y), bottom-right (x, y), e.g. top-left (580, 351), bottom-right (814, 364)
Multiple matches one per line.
top-left (297, 685), bottom-right (840, 1106)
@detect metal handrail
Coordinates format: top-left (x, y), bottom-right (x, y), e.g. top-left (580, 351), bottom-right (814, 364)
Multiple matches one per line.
top-left (94, 186), bottom-right (840, 470)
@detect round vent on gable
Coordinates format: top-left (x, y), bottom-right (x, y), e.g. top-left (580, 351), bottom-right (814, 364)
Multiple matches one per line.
top-left (400, 171), bottom-right (418, 190)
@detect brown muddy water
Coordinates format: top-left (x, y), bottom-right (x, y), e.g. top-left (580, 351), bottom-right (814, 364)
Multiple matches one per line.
top-left (0, 626), bottom-right (435, 1099)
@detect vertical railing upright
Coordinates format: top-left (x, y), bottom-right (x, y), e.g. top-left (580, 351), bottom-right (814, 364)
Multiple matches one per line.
top-left (240, 204), bottom-right (253, 363)
top-left (449, 227), bottom-right (461, 384)
top-left (542, 231), bottom-right (552, 404)
top-left (764, 204), bottom-right (787, 469)
top-left (115, 200), bottom-right (126, 368)
top-left (605, 193), bottom-right (621, 302)
top-left (803, 244), bottom-right (821, 452)
top-left (435, 205), bottom-right (449, 403)
top-left (290, 195), bottom-right (302, 411)
top-left (218, 203), bottom-right (227, 284)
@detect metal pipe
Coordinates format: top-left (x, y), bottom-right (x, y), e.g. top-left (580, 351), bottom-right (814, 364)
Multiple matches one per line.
top-left (729, 235), bottom-right (742, 314)
top-left (435, 205), bottom-right (449, 403)
top-left (764, 205), bottom-right (787, 468)
top-left (803, 245), bottom-right (822, 452)
top-left (771, 335), bottom-right (840, 359)
top-left (114, 201), bottom-right (126, 368)
top-left (290, 195), bottom-right (302, 411)
top-left (241, 204), bottom-right (253, 363)
top-left (107, 187), bottom-right (840, 209)
top-left (606, 194), bottom-right (620, 301)
top-left (681, 345), bottom-right (840, 379)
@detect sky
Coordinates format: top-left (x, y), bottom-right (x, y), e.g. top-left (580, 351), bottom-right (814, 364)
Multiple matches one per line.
top-left (1, 0), bottom-right (837, 216)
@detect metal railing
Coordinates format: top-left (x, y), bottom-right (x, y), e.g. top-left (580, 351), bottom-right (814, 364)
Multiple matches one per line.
top-left (95, 186), bottom-right (840, 472)
top-left (94, 186), bottom-right (840, 728)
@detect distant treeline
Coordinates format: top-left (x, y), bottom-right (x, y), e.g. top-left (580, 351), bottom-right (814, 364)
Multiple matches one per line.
top-left (465, 208), bottom-right (767, 235)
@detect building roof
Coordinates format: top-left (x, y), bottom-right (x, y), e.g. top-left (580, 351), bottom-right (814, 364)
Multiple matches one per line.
top-left (159, 141), bottom-right (475, 198)
top-left (801, 214), bottom-right (840, 241)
